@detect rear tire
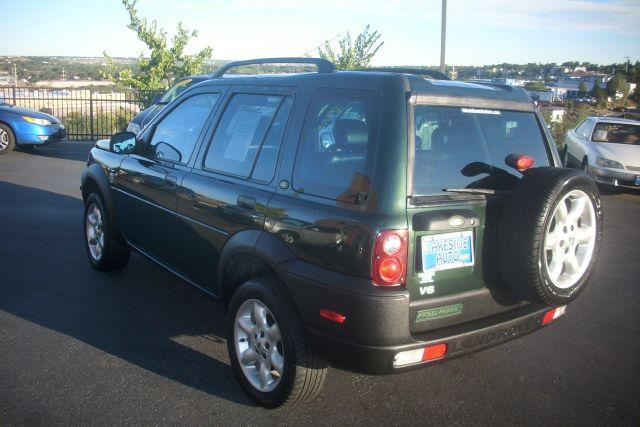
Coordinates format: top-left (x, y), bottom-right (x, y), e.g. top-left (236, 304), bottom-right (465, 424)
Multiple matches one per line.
top-left (498, 167), bottom-right (602, 306)
top-left (0, 124), bottom-right (16, 155)
top-left (227, 277), bottom-right (327, 408)
top-left (83, 193), bottom-right (130, 270)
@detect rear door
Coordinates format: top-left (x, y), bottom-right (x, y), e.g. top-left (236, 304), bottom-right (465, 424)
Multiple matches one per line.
top-left (408, 101), bottom-right (553, 331)
top-left (175, 86), bottom-right (295, 292)
top-left (114, 90), bottom-right (222, 265)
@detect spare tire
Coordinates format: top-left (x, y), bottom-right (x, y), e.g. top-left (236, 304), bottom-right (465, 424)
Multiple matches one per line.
top-left (497, 167), bottom-right (602, 306)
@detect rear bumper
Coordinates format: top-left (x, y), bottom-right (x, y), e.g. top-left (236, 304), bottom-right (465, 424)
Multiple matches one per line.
top-left (307, 304), bottom-right (550, 374)
top-left (278, 259), bottom-right (551, 374)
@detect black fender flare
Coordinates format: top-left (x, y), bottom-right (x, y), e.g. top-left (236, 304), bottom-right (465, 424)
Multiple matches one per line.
top-left (215, 229), bottom-right (298, 299)
top-left (81, 163), bottom-right (126, 244)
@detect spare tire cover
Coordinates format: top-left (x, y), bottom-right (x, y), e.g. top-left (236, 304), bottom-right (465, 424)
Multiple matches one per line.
top-left (497, 167), bottom-right (602, 306)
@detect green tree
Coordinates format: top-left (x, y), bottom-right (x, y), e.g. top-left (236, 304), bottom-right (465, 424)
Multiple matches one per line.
top-left (102, 0), bottom-right (212, 90)
top-left (578, 81), bottom-right (587, 93)
top-left (606, 74), bottom-right (629, 98)
top-left (318, 25), bottom-right (383, 70)
top-left (590, 83), bottom-right (607, 105)
top-left (525, 81), bottom-right (547, 91)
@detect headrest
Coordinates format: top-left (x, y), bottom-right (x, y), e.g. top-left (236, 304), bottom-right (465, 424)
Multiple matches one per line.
top-left (333, 119), bottom-right (369, 149)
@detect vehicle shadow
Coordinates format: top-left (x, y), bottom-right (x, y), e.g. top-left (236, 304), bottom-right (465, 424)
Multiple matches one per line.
top-left (0, 181), bottom-right (255, 407)
top-left (16, 141), bottom-right (95, 162)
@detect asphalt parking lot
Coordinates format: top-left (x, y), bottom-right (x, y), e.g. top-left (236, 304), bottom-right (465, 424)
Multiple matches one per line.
top-left (1, 142), bottom-right (639, 425)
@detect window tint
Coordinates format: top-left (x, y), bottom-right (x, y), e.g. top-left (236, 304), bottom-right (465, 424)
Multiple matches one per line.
top-left (204, 94), bottom-right (282, 177)
top-left (148, 93), bottom-right (219, 163)
top-left (413, 106), bottom-right (550, 194)
top-left (251, 97), bottom-right (293, 182)
top-left (293, 88), bottom-right (381, 202)
top-left (592, 122), bottom-right (640, 145)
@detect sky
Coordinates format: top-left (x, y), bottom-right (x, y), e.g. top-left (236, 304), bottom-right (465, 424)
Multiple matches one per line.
top-left (1, 0), bottom-right (639, 66)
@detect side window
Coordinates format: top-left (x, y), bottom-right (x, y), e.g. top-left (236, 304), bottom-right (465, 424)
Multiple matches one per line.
top-left (148, 93), bottom-right (219, 163)
top-left (292, 88), bottom-right (381, 203)
top-left (204, 94), bottom-right (283, 177)
top-left (251, 97), bottom-right (293, 183)
top-left (575, 120), bottom-right (592, 139)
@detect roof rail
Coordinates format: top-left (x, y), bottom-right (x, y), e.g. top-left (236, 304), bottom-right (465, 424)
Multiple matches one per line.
top-left (355, 67), bottom-right (450, 80)
top-left (212, 57), bottom-right (335, 77)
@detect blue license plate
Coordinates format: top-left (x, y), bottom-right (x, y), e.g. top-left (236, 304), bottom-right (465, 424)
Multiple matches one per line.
top-left (421, 230), bottom-right (474, 273)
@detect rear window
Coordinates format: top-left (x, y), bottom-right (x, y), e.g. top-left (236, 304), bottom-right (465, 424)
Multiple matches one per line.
top-left (592, 122), bottom-right (640, 145)
top-left (413, 105), bottom-right (550, 195)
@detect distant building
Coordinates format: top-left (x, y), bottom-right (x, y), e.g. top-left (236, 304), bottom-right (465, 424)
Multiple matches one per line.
top-left (525, 89), bottom-right (554, 103)
top-left (539, 106), bottom-right (566, 123)
top-left (547, 73), bottom-right (612, 101)
top-left (34, 80), bottom-right (114, 88)
top-left (0, 72), bottom-right (12, 85)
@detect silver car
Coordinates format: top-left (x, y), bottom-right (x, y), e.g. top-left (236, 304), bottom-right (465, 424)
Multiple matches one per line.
top-left (564, 117), bottom-right (640, 189)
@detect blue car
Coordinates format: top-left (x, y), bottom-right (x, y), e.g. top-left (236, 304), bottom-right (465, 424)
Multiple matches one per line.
top-left (126, 75), bottom-right (210, 134)
top-left (0, 100), bottom-right (66, 154)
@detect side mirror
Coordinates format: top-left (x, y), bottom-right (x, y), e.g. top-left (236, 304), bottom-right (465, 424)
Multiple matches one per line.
top-left (110, 131), bottom-right (137, 154)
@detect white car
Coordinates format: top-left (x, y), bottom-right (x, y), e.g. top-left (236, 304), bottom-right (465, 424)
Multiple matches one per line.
top-left (564, 116), bottom-right (640, 189)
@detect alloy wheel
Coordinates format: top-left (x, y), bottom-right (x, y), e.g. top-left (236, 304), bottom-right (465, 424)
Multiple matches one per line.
top-left (85, 203), bottom-right (105, 261)
top-left (234, 299), bottom-right (284, 393)
top-left (543, 189), bottom-right (596, 289)
top-left (0, 128), bottom-right (9, 151)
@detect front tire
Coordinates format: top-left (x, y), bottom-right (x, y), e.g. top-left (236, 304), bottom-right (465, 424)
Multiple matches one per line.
top-left (83, 193), bottom-right (130, 270)
top-left (0, 124), bottom-right (16, 155)
top-left (227, 278), bottom-right (327, 408)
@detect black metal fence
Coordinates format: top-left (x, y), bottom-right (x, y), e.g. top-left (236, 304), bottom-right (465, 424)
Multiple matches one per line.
top-left (0, 86), bottom-right (163, 141)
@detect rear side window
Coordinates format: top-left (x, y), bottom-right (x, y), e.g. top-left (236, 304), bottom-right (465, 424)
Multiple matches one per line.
top-left (413, 105), bottom-right (550, 195)
top-left (293, 88), bottom-right (381, 203)
top-left (204, 94), bottom-right (287, 178)
top-left (148, 92), bottom-right (219, 164)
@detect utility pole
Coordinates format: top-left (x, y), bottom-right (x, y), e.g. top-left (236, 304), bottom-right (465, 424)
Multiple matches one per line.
top-left (440, 0), bottom-right (447, 74)
top-left (624, 56), bottom-right (630, 74)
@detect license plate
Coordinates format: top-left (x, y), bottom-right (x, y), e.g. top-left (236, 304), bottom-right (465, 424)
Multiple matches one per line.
top-left (635, 176), bottom-right (640, 186)
top-left (422, 230), bottom-right (474, 272)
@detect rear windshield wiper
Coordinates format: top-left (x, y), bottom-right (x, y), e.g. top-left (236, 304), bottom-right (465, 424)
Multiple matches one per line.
top-left (442, 188), bottom-right (508, 195)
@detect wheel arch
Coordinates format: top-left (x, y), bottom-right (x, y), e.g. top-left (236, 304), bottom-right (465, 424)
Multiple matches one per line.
top-left (217, 230), bottom-right (298, 306)
top-left (81, 164), bottom-right (126, 244)
top-left (0, 120), bottom-right (17, 144)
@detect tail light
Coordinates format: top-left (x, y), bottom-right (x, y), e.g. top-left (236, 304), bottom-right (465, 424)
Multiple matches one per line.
top-left (372, 229), bottom-right (408, 286)
top-left (505, 153), bottom-right (535, 172)
top-left (541, 305), bottom-right (567, 325)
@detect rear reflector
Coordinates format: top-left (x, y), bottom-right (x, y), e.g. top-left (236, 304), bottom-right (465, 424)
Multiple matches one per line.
top-left (393, 343), bottom-right (447, 367)
top-left (320, 308), bottom-right (346, 323)
top-left (541, 305), bottom-right (567, 325)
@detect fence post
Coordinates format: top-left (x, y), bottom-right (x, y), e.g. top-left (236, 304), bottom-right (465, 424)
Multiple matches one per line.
top-left (12, 86), bottom-right (16, 105)
top-left (89, 89), bottom-right (94, 141)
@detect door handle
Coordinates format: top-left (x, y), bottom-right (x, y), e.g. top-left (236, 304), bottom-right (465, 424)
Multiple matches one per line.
top-left (237, 195), bottom-right (257, 211)
top-left (165, 174), bottom-right (178, 187)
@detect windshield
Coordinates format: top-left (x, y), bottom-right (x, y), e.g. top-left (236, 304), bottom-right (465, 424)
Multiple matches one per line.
top-left (160, 78), bottom-right (198, 103)
top-left (413, 105), bottom-right (550, 195)
top-left (591, 122), bottom-right (640, 145)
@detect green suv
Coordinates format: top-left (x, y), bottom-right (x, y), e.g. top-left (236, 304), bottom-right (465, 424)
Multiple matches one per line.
top-left (80, 58), bottom-right (602, 408)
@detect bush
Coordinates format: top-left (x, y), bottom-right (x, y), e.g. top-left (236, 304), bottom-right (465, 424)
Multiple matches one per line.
top-left (63, 107), bottom-right (133, 140)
